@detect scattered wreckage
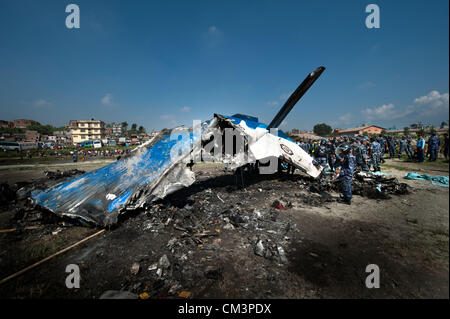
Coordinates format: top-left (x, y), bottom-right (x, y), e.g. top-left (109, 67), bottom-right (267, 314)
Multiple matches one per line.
top-left (16, 66), bottom-right (409, 227)
top-left (25, 67), bottom-right (325, 226)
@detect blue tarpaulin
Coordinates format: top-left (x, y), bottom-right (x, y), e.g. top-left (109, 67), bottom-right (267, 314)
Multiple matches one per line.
top-left (404, 172), bottom-right (449, 188)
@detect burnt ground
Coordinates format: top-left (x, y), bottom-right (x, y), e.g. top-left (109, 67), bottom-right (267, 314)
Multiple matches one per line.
top-left (0, 159), bottom-right (448, 299)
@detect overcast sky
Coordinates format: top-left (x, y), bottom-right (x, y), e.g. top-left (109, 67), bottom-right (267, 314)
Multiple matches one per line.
top-left (0, 0), bottom-right (448, 131)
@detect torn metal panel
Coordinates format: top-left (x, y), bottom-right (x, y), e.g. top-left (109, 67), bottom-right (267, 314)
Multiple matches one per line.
top-left (214, 114), bottom-right (323, 178)
top-left (30, 126), bottom-right (205, 226)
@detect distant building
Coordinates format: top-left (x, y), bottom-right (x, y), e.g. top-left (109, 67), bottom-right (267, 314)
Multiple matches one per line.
top-left (105, 128), bottom-right (113, 136)
top-left (70, 119), bottom-right (106, 145)
top-left (410, 122), bottom-right (424, 130)
top-left (25, 130), bottom-right (40, 142)
top-left (333, 125), bottom-right (385, 137)
top-left (13, 133), bottom-right (26, 141)
top-left (13, 119), bottom-right (40, 128)
top-left (53, 130), bottom-right (72, 145)
top-left (0, 120), bottom-right (13, 128)
top-left (112, 123), bottom-right (123, 136)
top-left (68, 120), bottom-right (79, 128)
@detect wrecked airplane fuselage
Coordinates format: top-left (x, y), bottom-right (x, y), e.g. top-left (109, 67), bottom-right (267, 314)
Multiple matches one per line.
top-left (30, 67), bottom-right (326, 226)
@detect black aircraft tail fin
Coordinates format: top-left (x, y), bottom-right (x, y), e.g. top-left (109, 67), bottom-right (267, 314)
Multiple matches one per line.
top-left (267, 66), bottom-right (325, 130)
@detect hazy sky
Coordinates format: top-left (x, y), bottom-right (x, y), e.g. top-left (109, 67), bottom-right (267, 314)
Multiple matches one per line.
top-left (0, 0), bottom-right (448, 131)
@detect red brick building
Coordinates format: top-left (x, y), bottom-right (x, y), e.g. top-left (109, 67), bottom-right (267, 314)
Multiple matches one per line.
top-left (333, 125), bottom-right (385, 137)
top-left (0, 120), bottom-right (13, 128)
top-left (13, 119), bottom-right (40, 128)
top-left (25, 130), bottom-right (40, 142)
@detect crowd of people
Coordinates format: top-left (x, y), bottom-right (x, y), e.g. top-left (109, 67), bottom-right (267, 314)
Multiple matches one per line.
top-left (70, 148), bottom-right (131, 162)
top-left (294, 132), bottom-right (449, 205)
top-left (296, 132), bottom-right (449, 172)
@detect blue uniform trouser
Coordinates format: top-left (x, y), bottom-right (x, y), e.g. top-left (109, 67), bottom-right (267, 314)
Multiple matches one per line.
top-left (418, 148), bottom-right (424, 162)
top-left (406, 146), bottom-right (412, 158)
top-left (340, 177), bottom-right (352, 201)
top-left (371, 154), bottom-right (380, 170)
top-left (388, 146), bottom-right (396, 157)
top-left (399, 146), bottom-right (407, 157)
top-left (430, 147), bottom-right (439, 160)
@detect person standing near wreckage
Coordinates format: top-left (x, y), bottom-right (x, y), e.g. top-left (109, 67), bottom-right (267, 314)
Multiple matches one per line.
top-left (417, 134), bottom-right (425, 162)
top-left (387, 136), bottom-right (396, 158)
top-left (377, 135), bottom-right (386, 163)
top-left (336, 145), bottom-right (355, 205)
top-left (398, 136), bottom-right (409, 158)
top-left (369, 137), bottom-right (381, 172)
top-left (427, 132), bottom-right (440, 161)
top-left (353, 138), bottom-right (369, 172)
top-left (315, 140), bottom-right (328, 168)
top-left (443, 133), bottom-right (449, 160)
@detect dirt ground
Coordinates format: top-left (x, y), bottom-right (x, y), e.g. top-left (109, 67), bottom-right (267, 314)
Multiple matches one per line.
top-left (0, 158), bottom-right (448, 299)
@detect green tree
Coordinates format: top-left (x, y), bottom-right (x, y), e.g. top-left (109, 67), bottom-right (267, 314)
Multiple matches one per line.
top-left (138, 126), bottom-right (146, 134)
top-left (441, 121), bottom-right (447, 129)
top-left (403, 127), bottom-right (410, 136)
top-left (130, 123), bottom-right (137, 133)
top-left (313, 123), bottom-right (332, 137)
top-left (417, 128), bottom-right (426, 137)
top-left (428, 125), bottom-right (436, 135)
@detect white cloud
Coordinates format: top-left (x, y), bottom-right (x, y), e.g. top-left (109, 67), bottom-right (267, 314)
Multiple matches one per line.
top-left (362, 103), bottom-right (396, 120)
top-left (360, 90), bottom-right (449, 125)
top-left (338, 113), bottom-right (352, 123)
top-left (180, 106), bottom-right (191, 113)
top-left (208, 26), bottom-right (217, 34)
top-left (204, 25), bottom-right (223, 47)
top-left (101, 93), bottom-right (113, 106)
top-left (414, 90), bottom-right (449, 113)
top-left (34, 99), bottom-right (52, 107)
top-left (160, 114), bottom-right (177, 126)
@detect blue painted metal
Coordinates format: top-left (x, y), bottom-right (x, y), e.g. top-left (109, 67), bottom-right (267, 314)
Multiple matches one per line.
top-left (30, 115), bottom-right (295, 226)
top-left (31, 128), bottom-right (201, 226)
top-left (225, 115), bottom-right (294, 142)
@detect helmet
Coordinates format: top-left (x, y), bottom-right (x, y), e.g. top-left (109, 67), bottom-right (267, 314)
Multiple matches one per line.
top-left (336, 143), bottom-right (351, 156)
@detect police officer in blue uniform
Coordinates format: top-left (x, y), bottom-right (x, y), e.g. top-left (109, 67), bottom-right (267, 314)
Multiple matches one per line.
top-left (377, 135), bottom-right (386, 163)
top-left (336, 145), bottom-right (356, 205)
top-left (387, 136), bottom-right (396, 158)
top-left (398, 136), bottom-right (408, 158)
top-left (370, 137), bottom-right (381, 172)
top-left (315, 140), bottom-right (329, 168)
top-left (428, 132), bottom-right (441, 161)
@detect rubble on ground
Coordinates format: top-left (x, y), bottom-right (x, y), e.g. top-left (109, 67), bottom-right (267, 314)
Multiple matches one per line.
top-left (0, 167), bottom-right (411, 298)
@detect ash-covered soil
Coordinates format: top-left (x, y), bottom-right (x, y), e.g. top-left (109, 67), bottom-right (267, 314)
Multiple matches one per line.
top-left (0, 162), bottom-right (448, 299)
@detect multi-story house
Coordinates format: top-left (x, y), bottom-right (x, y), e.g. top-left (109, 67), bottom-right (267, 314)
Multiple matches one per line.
top-left (70, 119), bottom-right (106, 144)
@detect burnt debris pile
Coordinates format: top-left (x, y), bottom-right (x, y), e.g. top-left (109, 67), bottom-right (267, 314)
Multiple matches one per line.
top-left (0, 168), bottom-right (412, 298)
top-left (1, 170), bottom-right (87, 229)
top-left (1, 168), bottom-right (410, 230)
